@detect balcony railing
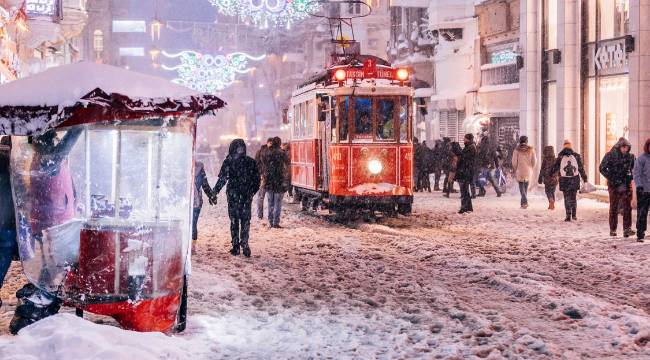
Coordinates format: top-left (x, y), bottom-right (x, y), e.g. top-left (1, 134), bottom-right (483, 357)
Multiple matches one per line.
top-left (480, 62), bottom-right (519, 86)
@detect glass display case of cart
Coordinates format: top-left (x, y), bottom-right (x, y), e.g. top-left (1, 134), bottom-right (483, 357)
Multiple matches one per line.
top-left (0, 62), bottom-right (225, 332)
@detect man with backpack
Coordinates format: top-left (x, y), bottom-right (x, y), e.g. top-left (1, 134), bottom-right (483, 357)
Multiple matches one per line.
top-left (552, 139), bottom-right (588, 222)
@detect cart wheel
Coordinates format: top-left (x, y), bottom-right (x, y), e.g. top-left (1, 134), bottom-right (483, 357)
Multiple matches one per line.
top-left (175, 274), bottom-right (188, 333)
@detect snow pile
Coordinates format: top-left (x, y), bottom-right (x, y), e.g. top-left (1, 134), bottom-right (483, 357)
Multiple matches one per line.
top-left (0, 62), bottom-right (200, 107)
top-left (0, 314), bottom-right (192, 360)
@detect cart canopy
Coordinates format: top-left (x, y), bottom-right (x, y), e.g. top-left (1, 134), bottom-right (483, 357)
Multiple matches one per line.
top-left (0, 61), bottom-right (225, 135)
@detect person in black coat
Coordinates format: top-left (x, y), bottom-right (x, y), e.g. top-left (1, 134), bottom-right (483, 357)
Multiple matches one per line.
top-left (551, 139), bottom-right (588, 222)
top-left (599, 137), bottom-right (635, 237)
top-left (0, 136), bottom-right (17, 308)
top-left (456, 134), bottom-right (477, 214)
top-left (431, 140), bottom-right (444, 191)
top-left (192, 161), bottom-right (213, 253)
top-left (264, 137), bottom-right (289, 228)
top-left (213, 139), bottom-right (261, 257)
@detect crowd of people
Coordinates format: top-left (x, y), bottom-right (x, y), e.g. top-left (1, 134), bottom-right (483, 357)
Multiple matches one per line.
top-left (415, 133), bottom-right (650, 242)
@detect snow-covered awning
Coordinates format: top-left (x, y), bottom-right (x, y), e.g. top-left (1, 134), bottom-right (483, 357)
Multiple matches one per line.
top-left (0, 62), bottom-right (226, 135)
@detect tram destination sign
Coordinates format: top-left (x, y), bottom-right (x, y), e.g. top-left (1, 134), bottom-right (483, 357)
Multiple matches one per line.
top-left (332, 67), bottom-right (404, 81)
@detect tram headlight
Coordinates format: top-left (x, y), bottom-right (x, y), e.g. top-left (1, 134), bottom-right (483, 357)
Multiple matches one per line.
top-left (368, 159), bottom-right (383, 175)
top-left (396, 68), bottom-right (409, 81)
top-left (334, 69), bottom-right (347, 81)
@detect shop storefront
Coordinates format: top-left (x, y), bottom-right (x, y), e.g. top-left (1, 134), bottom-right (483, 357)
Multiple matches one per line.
top-left (581, 0), bottom-right (631, 184)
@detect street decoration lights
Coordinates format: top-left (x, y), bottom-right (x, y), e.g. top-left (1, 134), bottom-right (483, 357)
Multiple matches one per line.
top-left (161, 50), bottom-right (265, 93)
top-left (207, 0), bottom-right (320, 29)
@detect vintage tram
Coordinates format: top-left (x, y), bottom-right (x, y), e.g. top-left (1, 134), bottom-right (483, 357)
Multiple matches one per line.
top-left (289, 56), bottom-right (414, 216)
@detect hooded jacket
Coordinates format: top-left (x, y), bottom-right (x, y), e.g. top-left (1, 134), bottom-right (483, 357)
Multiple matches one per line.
top-left (456, 141), bottom-right (477, 182)
top-left (538, 146), bottom-right (558, 187)
top-left (599, 138), bottom-right (635, 188)
top-left (511, 143), bottom-right (537, 182)
top-left (214, 139), bottom-right (261, 200)
top-left (552, 148), bottom-right (588, 192)
top-left (264, 140), bottom-right (289, 193)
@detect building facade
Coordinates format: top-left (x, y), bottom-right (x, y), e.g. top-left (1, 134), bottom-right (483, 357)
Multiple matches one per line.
top-left (521, 0), bottom-right (649, 185)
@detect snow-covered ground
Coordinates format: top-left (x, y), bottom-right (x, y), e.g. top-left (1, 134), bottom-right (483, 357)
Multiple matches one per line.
top-left (1, 189), bottom-right (650, 359)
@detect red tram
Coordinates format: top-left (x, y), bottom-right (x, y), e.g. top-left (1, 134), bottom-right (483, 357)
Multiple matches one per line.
top-left (289, 56), bottom-right (414, 216)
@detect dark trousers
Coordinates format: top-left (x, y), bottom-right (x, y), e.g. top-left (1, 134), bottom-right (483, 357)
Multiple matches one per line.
top-left (518, 181), bottom-right (529, 206)
top-left (563, 189), bottom-right (578, 218)
top-left (228, 193), bottom-right (253, 249)
top-left (637, 191), bottom-right (650, 236)
top-left (191, 207), bottom-right (201, 241)
top-left (477, 168), bottom-right (501, 195)
top-left (544, 184), bottom-right (556, 202)
top-left (459, 181), bottom-right (473, 212)
top-left (417, 171), bottom-right (430, 192)
top-left (0, 229), bottom-right (17, 288)
top-left (608, 185), bottom-right (632, 231)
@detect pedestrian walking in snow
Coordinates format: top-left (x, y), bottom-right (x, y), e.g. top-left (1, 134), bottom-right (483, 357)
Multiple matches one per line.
top-left (264, 137), bottom-right (289, 228)
top-left (633, 138), bottom-right (650, 242)
top-left (0, 136), bottom-right (17, 309)
top-left (255, 138), bottom-right (273, 220)
top-left (442, 138), bottom-right (456, 194)
top-left (456, 134), bottom-right (477, 214)
top-left (281, 142), bottom-right (293, 198)
top-left (551, 139), bottom-right (588, 222)
top-left (421, 141), bottom-right (434, 192)
top-left (213, 139), bottom-right (261, 257)
top-left (599, 137), bottom-right (635, 238)
top-left (538, 146), bottom-right (559, 210)
top-left (192, 161), bottom-right (214, 253)
top-left (511, 136), bottom-right (537, 209)
top-left (476, 136), bottom-right (503, 197)
top-left (413, 138), bottom-right (426, 192)
top-left (432, 140), bottom-right (444, 191)
top-left (443, 142), bottom-right (462, 198)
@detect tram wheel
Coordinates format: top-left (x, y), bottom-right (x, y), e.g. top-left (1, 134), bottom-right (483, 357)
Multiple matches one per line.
top-left (397, 204), bottom-right (412, 216)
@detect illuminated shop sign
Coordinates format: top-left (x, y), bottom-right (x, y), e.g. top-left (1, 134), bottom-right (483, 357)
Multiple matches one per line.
top-left (590, 36), bottom-right (634, 76)
top-left (24, 0), bottom-right (60, 19)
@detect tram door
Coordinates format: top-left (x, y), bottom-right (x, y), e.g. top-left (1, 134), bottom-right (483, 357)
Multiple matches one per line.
top-left (318, 94), bottom-right (331, 192)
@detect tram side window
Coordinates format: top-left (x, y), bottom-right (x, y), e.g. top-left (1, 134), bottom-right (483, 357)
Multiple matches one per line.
top-left (376, 98), bottom-right (396, 140)
top-left (354, 97), bottom-right (372, 139)
top-left (339, 96), bottom-right (349, 141)
top-left (300, 102), bottom-right (307, 138)
top-left (293, 105), bottom-right (300, 138)
top-left (399, 96), bottom-right (409, 143)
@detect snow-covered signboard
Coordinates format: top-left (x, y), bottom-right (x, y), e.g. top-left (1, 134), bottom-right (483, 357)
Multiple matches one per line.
top-left (24, 0), bottom-right (60, 19)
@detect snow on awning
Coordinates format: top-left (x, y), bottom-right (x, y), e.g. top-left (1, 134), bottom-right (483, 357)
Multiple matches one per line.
top-left (0, 62), bottom-right (226, 136)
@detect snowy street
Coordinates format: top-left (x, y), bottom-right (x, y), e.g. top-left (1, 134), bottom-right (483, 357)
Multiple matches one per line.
top-left (2, 191), bottom-right (649, 359)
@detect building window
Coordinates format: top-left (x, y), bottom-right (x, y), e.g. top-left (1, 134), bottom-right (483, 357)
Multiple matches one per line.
top-left (599, 0), bottom-right (629, 39)
top-left (112, 20), bottom-right (147, 33)
top-left (544, 0), bottom-right (558, 50)
top-left (93, 30), bottom-right (104, 53)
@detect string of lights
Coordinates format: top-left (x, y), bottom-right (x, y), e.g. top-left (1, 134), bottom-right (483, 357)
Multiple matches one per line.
top-left (207, 0), bottom-right (320, 29)
top-left (161, 50), bottom-right (265, 92)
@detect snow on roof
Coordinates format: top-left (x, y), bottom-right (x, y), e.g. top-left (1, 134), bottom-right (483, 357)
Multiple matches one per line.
top-left (0, 62), bottom-right (226, 136)
top-left (0, 61), bottom-right (200, 107)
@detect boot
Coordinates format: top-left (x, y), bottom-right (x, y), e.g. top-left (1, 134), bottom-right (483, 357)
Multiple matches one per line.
top-left (230, 241), bottom-right (240, 256)
top-left (572, 207), bottom-right (577, 221)
top-left (10, 285), bottom-right (60, 335)
top-left (434, 184), bottom-right (441, 191)
top-left (549, 200), bottom-right (555, 210)
top-left (565, 208), bottom-right (571, 222)
top-left (242, 246), bottom-right (251, 258)
top-left (624, 229), bottom-right (636, 238)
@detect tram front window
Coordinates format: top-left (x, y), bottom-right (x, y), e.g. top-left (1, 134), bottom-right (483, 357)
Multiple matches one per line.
top-left (377, 99), bottom-right (395, 140)
top-left (354, 97), bottom-right (372, 139)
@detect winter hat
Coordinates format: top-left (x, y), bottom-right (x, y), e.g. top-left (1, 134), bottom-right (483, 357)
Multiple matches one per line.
top-left (464, 133), bottom-right (474, 142)
top-left (563, 139), bottom-right (573, 148)
top-left (519, 135), bottom-right (528, 144)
